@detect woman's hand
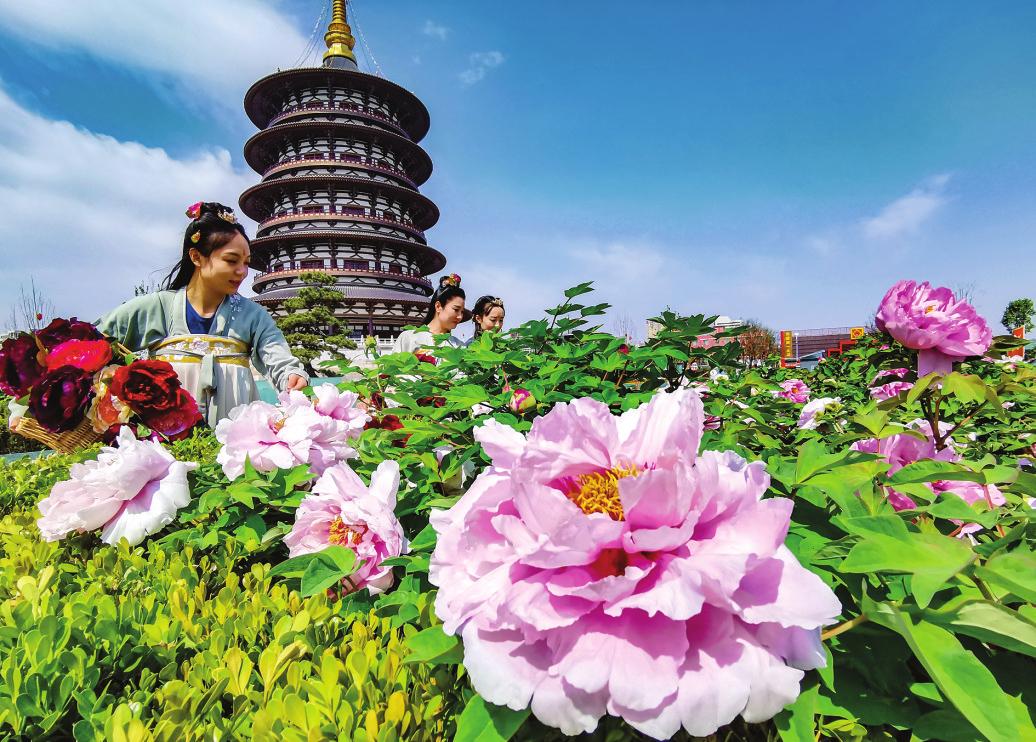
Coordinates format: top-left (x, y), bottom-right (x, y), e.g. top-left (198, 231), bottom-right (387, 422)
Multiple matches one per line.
top-left (285, 374), bottom-right (308, 391)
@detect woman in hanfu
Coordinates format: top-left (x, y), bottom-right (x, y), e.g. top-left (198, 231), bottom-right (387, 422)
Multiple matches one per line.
top-left (392, 274), bottom-right (467, 356)
top-left (98, 202), bottom-right (307, 427)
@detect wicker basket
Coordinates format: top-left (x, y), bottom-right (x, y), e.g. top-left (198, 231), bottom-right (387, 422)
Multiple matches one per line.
top-left (11, 414), bottom-right (103, 455)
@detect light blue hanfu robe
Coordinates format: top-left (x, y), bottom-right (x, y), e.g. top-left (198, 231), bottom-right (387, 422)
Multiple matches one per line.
top-left (97, 289), bottom-right (308, 426)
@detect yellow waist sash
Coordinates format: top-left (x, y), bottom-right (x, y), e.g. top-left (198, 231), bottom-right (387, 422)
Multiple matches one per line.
top-left (151, 334), bottom-right (252, 426)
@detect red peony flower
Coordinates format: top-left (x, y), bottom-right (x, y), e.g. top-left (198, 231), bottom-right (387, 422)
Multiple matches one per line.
top-left (418, 395), bottom-right (447, 408)
top-left (28, 366), bottom-right (93, 432)
top-left (414, 351), bottom-right (438, 366)
top-left (35, 317), bottom-right (103, 351)
top-left (110, 360), bottom-right (181, 414)
top-left (46, 339), bottom-right (113, 374)
top-left (364, 414), bottom-right (409, 447)
top-left (618, 344), bottom-right (630, 355)
top-left (0, 333), bottom-right (45, 397)
top-left (139, 388), bottom-right (202, 440)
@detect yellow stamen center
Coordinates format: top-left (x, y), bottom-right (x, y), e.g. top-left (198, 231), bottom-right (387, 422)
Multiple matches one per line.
top-left (566, 464), bottom-right (640, 521)
top-left (328, 516), bottom-right (364, 545)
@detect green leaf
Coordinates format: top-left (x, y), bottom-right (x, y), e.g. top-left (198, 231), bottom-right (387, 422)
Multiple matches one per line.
top-left (563, 282), bottom-right (594, 299)
top-left (879, 606), bottom-right (1022, 741)
top-left (906, 373), bottom-right (940, 404)
top-left (300, 547), bottom-right (357, 597)
top-left (794, 441), bottom-right (849, 483)
top-left (942, 373), bottom-right (989, 404)
top-left (841, 517), bottom-right (974, 608)
top-left (924, 600), bottom-right (1036, 658)
top-left (976, 549), bottom-right (1036, 603)
top-left (888, 460), bottom-right (984, 485)
top-left (454, 693), bottom-right (530, 742)
top-left (403, 625), bottom-right (464, 666)
top-left (775, 683), bottom-right (818, 742)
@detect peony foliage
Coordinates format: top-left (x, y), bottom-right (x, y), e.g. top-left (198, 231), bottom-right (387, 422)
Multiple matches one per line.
top-left (0, 280), bottom-right (1034, 740)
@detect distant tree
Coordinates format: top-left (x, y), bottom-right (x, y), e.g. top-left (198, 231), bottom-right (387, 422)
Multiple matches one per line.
top-left (612, 312), bottom-right (638, 342)
top-left (275, 271), bottom-right (357, 377)
top-left (6, 278), bottom-right (55, 332)
top-left (1002, 298), bottom-right (1035, 333)
top-left (951, 281), bottom-right (979, 305)
top-left (134, 277), bottom-right (162, 296)
top-left (737, 320), bottom-right (778, 366)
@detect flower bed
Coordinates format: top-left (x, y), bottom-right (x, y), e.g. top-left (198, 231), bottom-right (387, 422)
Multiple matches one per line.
top-left (0, 281), bottom-right (1034, 740)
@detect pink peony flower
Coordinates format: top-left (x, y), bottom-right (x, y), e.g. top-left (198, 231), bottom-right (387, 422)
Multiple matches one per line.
top-left (775, 379), bottom-right (810, 404)
top-left (430, 389), bottom-right (841, 738)
top-left (871, 368), bottom-right (910, 384)
top-left (37, 427), bottom-right (196, 546)
top-left (874, 280), bottom-right (992, 376)
top-left (852, 420), bottom-right (1003, 530)
top-left (284, 460), bottom-right (407, 594)
top-left (869, 381), bottom-right (913, 402)
top-left (215, 389), bottom-right (369, 480)
top-left (215, 401), bottom-right (307, 479)
top-left (797, 397), bottom-right (841, 430)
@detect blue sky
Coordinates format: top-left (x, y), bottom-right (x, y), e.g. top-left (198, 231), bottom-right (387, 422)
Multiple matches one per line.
top-left (1, 0), bottom-right (1034, 338)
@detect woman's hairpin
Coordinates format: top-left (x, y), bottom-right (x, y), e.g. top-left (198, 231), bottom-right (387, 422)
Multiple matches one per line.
top-left (191, 231), bottom-right (202, 244)
top-left (186, 202), bottom-right (203, 220)
top-left (218, 209), bottom-right (238, 224)
top-left (443, 273), bottom-right (461, 287)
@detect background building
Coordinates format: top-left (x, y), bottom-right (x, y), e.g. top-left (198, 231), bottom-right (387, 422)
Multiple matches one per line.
top-left (239, 0), bottom-right (445, 340)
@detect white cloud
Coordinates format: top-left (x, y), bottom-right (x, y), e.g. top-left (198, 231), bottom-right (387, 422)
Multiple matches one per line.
top-left (421, 19), bottom-right (450, 40)
top-left (0, 0), bottom-right (308, 101)
top-left (460, 51), bottom-right (505, 86)
top-left (0, 87), bottom-right (256, 327)
top-left (861, 173), bottom-right (952, 239)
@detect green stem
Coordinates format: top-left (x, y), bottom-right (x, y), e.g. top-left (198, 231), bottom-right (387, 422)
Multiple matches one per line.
top-left (822, 613), bottom-right (868, 641)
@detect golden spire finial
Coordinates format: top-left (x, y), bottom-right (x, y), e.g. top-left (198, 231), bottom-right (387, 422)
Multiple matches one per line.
top-left (323, 0), bottom-right (357, 66)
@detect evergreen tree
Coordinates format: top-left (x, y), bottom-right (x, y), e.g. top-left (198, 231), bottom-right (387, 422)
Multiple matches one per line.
top-left (275, 271), bottom-right (357, 377)
top-left (1001, 298), bottom-right (1035, 333)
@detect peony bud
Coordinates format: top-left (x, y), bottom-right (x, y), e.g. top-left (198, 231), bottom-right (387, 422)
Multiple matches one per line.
top-left (618, 344), bottom-right (629, 355)
top-left (364, 335), bottom-right (377, 349)
top-left (509, 388), bottom-right (536, 414)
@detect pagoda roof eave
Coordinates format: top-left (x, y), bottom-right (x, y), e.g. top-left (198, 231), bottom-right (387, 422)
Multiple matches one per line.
top-left (248, 231), bottom-right (447, 275)
top-left (244, 67), bottom-right (430, 141)
top-left (239, 175), bottom-right (439, 230)
top-left (243, 120), bottom-right (432, 183)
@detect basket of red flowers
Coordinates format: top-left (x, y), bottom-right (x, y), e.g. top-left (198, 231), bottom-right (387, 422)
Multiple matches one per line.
top-left (1, 318), bottom-right (203, 454)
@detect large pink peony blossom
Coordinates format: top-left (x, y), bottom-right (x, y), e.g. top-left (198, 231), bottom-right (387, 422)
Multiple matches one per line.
top-left (797, 397), bottom-right (841, 430)
top-left (852, 420), bottom-right (1004, 526)
top-left (215, 386), bottom-right (369, 480)
top-left (37, 427), bottom-right (196, 546)
top-left (284, 460), bottom-right (407, 594)
top-left (875, 280), bottom-right (992, 376)
top-left (430, 389), bottom-right (841, 738)
top-left (775, 379), bottom-right (810, 404)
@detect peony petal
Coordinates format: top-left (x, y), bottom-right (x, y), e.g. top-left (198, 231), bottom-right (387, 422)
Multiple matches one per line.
top-left (735, 547), bottom-right (842, 629)
top-left (616, 385), bottom-right (702, 471)
top-left (520, 397), bottom-right (617, 482)
top-left (459, 623), bottom-right (551, 712)
top-left (474, 418), bottom-right (528, 471)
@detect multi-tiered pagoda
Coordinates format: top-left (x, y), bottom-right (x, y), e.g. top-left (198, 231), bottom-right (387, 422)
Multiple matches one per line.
top-left (239, 0), bottom-right (445, 338)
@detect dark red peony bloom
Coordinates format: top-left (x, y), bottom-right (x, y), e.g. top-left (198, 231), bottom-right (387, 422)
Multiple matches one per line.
top-left (138, 388), bottom-right (202, 440)
top-left (364, 414), bottom-right (409, 447)
top-left (618, 344), bottom-right (630, 355)
top-left (0, 333), bottom-right (45, 397)
top-left (418, 395), bottom-right (447, 408)
top-left (414, 351), bottom-right (438, 365)
top-left (35, 317), bottom-right (103, 350)
top-left (28, 366), bottom-right (93, 432)
top-left (110, 360), bottom-right (181, 413)
top-left (46, 339), bottom-right (113, 374)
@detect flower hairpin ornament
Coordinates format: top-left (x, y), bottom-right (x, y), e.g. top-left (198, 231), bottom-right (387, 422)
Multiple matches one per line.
top-left (218, 209), bottom-right (238, 224)
top-left (443, 273), bottom-right (461, 287)
top-left (190, 231), bottom-right (202, 244)
top-left (185, 202), bottom-right (202, 220)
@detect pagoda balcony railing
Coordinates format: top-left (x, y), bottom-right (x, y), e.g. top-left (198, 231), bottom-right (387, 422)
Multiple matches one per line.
top-left (269, 101), bottom-right (409, 137)
top-left (253, 266), bottom-right (432, 288)
top-left (263, 153), bottom-right (417, 188)
top-left (257, 207), bottom-right (426, 240)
